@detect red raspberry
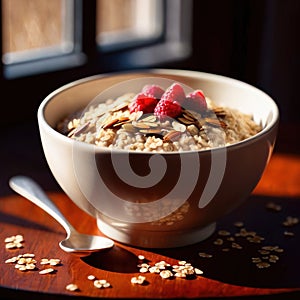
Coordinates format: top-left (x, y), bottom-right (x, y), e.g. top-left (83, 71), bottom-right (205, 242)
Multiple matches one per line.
top-left (184, 90), bottom-right (207, 112)
top-left (154, 100), bottom-right (182, 120)
top-left (160, 83), bottom-right (186, 104)
top-left (129, 93), bottom-right (158, 114)
top-left (141, 84), bottom-right (165, 99)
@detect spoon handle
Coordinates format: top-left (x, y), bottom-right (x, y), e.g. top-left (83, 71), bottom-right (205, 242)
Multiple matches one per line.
top-left (9, 175), bottom-right (74, 236)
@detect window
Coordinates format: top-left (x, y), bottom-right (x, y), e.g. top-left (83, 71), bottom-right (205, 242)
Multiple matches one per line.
top-left (95, 0), bottom-right (192, 71)
top-left (2, 0), bottom-right (75, 64)
top-left (1, 0), bottom-right (192, 78)
top-left (1, 0), bottom-right (85, 78)
top-left (96, 0), bottom-right (164, 51)
top-left (0, 0), bottom-right (192, 123)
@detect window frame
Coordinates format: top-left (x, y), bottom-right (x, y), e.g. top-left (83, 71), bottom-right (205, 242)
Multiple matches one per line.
top-left (97, 0), bottom-right (165, 52)
top-left (1, 0), bottom-right (192, 78)
top-left (0, 0), bottom-right (192, 124)
top-left (1, 0), bottom-right (87, 78)
top-left (96, 0), bottom-right (192, 72)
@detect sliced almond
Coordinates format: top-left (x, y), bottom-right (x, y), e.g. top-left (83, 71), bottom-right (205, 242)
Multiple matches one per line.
top-left (73, 122), bottom-right (91, 137)
top-left (122, 123), bottom-right (137, 132)
top-left (213, 107), bottom-right (226, 118)
top-left (183, 110), bottom-right (202, 120)
top-left (132, 121), bottom-right (151, 129)
top-left (140, 115), bottom-right (157, 122)
top-left (142, 122), bottom-right (159, 128)
top-left (111, 102), bottom-right (129, 112)
top-left (205, 118), bottom-right (227, 128)
top-left (182, 113), bottom-right (196, 122)
top-left (102, 118), bottom-right (119, 129)
top-left (177, 117), bottom-right (194, 125)
top-left (113, 119), bottom-right (131, 128)
top-left (118, 116), bottom-right (130, 122)
top-left (163, 130), bottom-right (182, 142)
top-left (139, 129), bottom-right (162, 135)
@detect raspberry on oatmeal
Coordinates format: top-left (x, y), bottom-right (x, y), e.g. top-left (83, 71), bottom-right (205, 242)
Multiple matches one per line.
top-left (56, 83), bottom-right (262, 152)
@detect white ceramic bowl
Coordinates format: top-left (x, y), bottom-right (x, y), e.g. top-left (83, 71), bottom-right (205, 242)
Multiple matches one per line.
top-left (38, 69), bottom-right (279, 248)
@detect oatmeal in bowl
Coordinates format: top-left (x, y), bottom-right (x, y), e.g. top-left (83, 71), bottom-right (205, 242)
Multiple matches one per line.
top-left (38, 69), bottom-right (279, 248)
top-left (57, 82), bottom-right (262, 152)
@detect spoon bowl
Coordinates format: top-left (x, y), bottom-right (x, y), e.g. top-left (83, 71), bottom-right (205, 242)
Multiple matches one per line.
top-left (9, 175), bottom-right (114, 255)
top-left (59, 231), bottom-right (114, 255)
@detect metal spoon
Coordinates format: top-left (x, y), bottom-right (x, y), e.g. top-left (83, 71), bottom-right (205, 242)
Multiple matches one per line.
top-left (9, 175), bottom-right (114, 255)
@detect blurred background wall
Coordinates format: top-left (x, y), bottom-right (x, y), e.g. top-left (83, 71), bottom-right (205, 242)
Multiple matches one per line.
top-left (171, 0), bottom-right (300, 123)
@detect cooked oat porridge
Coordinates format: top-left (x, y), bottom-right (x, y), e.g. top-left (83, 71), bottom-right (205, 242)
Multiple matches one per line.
top-left (56, 83), bottom-right (262, 152)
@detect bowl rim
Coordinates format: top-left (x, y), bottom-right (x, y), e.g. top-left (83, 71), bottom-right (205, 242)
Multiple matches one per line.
top-left (38, 68), bottom-right (279, 155)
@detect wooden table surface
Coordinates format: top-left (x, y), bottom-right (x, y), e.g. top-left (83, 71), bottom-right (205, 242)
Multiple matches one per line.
top-left (1, 123), bottom-right (300, 299)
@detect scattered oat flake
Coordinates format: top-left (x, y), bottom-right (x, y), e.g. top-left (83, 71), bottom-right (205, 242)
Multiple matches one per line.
top-left (87, 275), bottom-right (96, 280)
top-left (258, 250), bottom-right (270, 255)
top-left (4, 235), bottom-right (24, 243)
top-left (66, 283), bottom-right (79, 291)
top-left (4, 237), bottom-right (15, 243)
top-left (222, 248), bottom-right (230, 252)
top-left (218, 230), bottom-right (231, 236)
top-left (139, 267), bottom-right (148, 273)
top-left (256, 262), bottom-right (271, 269)
top-left (266, 202), bottom-right (282, 212)
top-left (155, 260), bottom-right (170, 268)
top-left (4, 235), bottom-right (24, 249)
top-left (5, 242), bottom-right (22, 249)
top-left (49, 259), bottom-right (61, 266)
top-left (269, 254), bottom-right (279, 262)
top-left (131, 275), bottom-right (146, 285)
top-left (174, 272), bottom-right (186, 278)
top-left (5, 257), bottom-right (18, 264)
top-left (261, 246), bottom-right (276, 251)
top-left (231, 242), bottom-right (242, 249)
top-left (39, 268), bottom-right (55, 274)
top-left (274, 247), bottom-right (284, 253)
top-left (214, 238), bottom-right (223, 245)
top-left (23, 253), bottom-right (35, 257)
top-left (26, 263), bottom-right (36, 270)
top-left (194, 268), bottom-right (204, 275)
top-left (16, 265), bottom-right (27, 271)
top-left (247, 235), bottom-right (264, 243)
top-left (149, 266), bottom-right (160, 273)
top-left (160, 270), bottom-right (173, 279)
top-left (94, 279), bottom-right (111, 289)
top-left (198, 252), bottom-right (213, 258)
top-left (40, 258), bottom-right (61, 266)
top-left (234, 221), bottom-right (244, 227)
top-left (283, 216), bottom-right (299, 227)
top-left (284, 231), bottom-right (295, 237)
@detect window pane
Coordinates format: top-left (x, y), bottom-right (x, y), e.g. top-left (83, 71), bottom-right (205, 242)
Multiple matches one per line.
top-left (96, 0), bottom-right (163, 49)
top-left (2, 0), bottom-right (74, 64)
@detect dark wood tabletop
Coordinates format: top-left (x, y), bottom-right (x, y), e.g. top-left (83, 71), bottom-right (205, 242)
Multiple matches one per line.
top-left (0, 122), bottom-right (300, 300)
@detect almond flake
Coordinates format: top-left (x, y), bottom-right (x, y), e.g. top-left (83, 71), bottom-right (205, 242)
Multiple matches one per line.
top-left (102, 118), bottom-right (119, 129)
top-left (163, 130), bottom-right (182, 142)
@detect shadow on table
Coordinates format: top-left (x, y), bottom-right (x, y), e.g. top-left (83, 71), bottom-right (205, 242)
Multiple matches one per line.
top-left (153, 194), bottom-right (300, 289)
top-left (82, 245), bottom-right (139, 273)
top-left (80, 195), bottom-right (300, 289)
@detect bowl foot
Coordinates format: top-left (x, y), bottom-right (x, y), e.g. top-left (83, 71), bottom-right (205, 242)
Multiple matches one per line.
top-left (97, 219), bottom-right (216, 248)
